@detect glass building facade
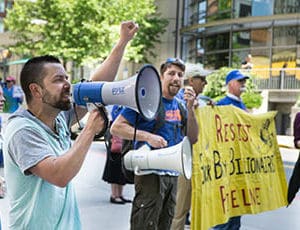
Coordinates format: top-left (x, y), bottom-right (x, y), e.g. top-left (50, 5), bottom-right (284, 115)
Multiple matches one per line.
top-left (181, 0), bottom-right (300, 79)
top-left (0, 0), bottom-right (13, 33)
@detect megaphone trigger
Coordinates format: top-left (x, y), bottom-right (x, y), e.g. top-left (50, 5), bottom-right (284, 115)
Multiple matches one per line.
top-left (86, 102), bottom-right (102, 112)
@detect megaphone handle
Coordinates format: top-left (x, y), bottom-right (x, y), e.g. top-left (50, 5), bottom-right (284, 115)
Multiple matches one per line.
top-left (88, 103), bottom-right (109, 138)
top-left (134, 166), bottom-right (155, 176)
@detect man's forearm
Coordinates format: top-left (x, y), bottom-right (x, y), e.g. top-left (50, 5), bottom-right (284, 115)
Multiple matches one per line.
top-left (90, 40), bottom-right (128, 82)
top-left (186, 108), bottom-right (199, 144)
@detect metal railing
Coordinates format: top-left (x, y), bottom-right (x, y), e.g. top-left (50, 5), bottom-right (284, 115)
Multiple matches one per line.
top-left (240, 68), bottom-right (300, 90)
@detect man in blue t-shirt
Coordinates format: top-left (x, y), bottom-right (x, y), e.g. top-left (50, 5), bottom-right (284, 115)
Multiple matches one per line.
top-left (111, 58), bottom-right (199, 230)
top-left (216, 69), bottom-right (249, 111)
top-left (212, 69), bottom-right (249, 230)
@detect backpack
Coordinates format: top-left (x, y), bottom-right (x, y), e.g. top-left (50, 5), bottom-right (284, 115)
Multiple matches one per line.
top-left (121, 98), bottom-right (187, 183)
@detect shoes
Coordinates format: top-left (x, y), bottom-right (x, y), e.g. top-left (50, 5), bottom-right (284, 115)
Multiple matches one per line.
top-left (110, 197), bottom-right (125, 204)
top-left (185, 215), bottom-right (190, 227)
top-left (184, 220), bottom-right (191, 229)
top-left (120, 196), bottom-right (132, 203)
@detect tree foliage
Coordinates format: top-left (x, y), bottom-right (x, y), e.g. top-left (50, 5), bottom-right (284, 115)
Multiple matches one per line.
top-left (4, 0), bottom-right (168, 65)
top-left (204, 67), bottom-right (263, 109)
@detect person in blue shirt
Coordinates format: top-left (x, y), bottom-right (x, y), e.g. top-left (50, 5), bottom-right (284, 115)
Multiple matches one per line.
top-left (212, 69), bottom-right (249, 230)
top-left (3, 76), bottom-right (24, 113)
top-left (111, 58), bottom-right (199, 230)
top-left (217, 70), bottom-right (249, 110)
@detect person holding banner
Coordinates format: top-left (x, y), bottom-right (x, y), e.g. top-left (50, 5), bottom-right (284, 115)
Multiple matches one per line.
top-left (212, 69), bottom-right (249, 230)
top-left (287, 111), bottom-right (300, 205)
top-left (2, 21), bottom-right (138, 229)
top-left (293, 112), bottom-right (300, 148)
top-left (110, 58), bottom-right (199, 230)
top-left (171, 68), bottom-right (212, 229)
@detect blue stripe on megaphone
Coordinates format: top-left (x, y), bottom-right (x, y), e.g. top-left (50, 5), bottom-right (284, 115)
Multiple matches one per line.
top-left (73, 82), bottom-right (104, 106)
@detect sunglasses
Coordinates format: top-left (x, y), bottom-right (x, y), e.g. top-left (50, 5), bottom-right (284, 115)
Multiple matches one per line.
top-left (237, 78), bottom-right (247, 82)
top-left (165, 58), bottom-right (185, 66)
top-left (6, 80), bottom-right (11, 83)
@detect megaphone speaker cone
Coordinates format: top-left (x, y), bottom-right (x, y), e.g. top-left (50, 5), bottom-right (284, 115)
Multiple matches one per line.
top-left (181, 136), bottom-right (192, 179)
top-left (135, 64), bottom-right (162, 121)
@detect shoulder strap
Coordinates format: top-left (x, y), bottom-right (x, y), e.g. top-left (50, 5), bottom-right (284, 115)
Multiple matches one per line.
top-left (152, 99), bottom-right (165, 134)
top-left (175, 97), bottom-right (187, 135)
top-left (152, 97), bottom-right (187, 135)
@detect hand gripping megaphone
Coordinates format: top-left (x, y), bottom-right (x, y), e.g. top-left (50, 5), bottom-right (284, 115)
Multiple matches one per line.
top-left (73, 64), bottom-right (162, 121)
top-left (124, 136), bottom-right (192, 179)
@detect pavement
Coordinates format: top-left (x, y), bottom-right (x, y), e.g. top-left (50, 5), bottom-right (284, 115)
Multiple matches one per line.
top-left (0, 141), bottom-right (135, 230)
top-left (0, 137), bottom-right (300, 230)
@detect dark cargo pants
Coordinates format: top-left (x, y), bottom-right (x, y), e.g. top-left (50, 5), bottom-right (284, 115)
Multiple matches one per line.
top-left (130, 174), bottom-right (178, 230)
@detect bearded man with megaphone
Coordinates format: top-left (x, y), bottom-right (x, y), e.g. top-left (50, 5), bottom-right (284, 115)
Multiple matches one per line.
top-left (3, 21), bottom-right (138, 229)
top-left (110, 58), bottom-right (199, 230)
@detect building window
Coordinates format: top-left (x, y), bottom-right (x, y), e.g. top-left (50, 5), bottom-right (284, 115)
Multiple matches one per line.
top-left (252, 0), bottom-right (273, 16)
top-left (234, 0), bottom-right (274, 17)
top-left (0, 0), bottom-right (4, 13)
top-left (198, 0), bottom-right (206, 26)
top-left (205, 52), bottom-right (229, 69)
top-left (205, 32), bottom-right (229, 51)
top-left (233, 31), bottom-right (251, 49)
top-left (273, 26), bottom-right (298, 46)
top-left (207, 0), bottom-right (232, 22)
top-left (6, 0), bottom-right (13, 9)
top-left (274, 0), bottom-right (300, 14)
top-left (234, 0), bottom-right (251, 18)
top-left (0, 18), bottom-right (3, 33)
top-left (251, 29), bottom-right (272, 48)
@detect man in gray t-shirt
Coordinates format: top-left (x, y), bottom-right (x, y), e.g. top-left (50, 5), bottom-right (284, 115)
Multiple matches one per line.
top-left (3, 21), bottom-right (139, 230)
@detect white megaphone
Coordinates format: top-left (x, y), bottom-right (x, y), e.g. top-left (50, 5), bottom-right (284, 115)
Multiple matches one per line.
top-left (73, 64), bottom-right (161, 121)
top-left (124, 137), bottom-right (192, 179)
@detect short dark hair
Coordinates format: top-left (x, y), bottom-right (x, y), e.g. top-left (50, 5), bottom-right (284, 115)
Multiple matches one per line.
top-left (20, 55), bottom-right (61, 103)
top-left (160, 58), bottom-right (185, 75)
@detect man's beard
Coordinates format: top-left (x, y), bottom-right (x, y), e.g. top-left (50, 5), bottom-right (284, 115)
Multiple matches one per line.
top-left (42, 90), bottom-right (71, 111)
top-left (240, 87), bottom-right (247, 93)
top-left (168, 84), bottom-right (180, 97)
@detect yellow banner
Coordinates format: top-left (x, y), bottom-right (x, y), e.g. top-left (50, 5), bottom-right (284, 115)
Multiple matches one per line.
top-left (191, 106), bottom-right (287, 230)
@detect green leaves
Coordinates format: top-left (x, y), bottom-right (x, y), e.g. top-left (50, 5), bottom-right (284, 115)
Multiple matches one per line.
top-left (5, 0), bottom-right (167, 65)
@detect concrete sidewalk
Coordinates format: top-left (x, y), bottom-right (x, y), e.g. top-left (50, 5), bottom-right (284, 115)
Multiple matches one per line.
top-left (0, 141), bottom-right (134, 230)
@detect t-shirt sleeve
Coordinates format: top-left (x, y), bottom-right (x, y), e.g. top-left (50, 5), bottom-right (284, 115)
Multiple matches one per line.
top-left (121, 107), bottom-right (139, 126)
top-left (8, 127), bottom-right (55, 174)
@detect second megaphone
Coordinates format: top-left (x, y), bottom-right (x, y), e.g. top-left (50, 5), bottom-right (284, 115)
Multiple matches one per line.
top-left (73, 64), bottom-right (162, 121)
top-left (124, 137), bottom-right (192, 179)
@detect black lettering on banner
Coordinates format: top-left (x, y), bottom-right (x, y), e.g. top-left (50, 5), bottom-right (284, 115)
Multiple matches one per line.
top-left (213, 150), bottom-right (223, 179)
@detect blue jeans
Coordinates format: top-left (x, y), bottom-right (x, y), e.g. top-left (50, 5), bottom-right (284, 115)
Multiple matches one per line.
top-left (212, 216), bottom-right (241, 230)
